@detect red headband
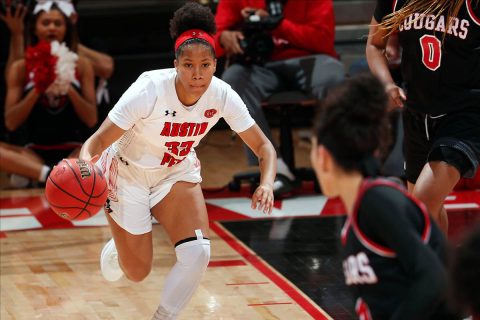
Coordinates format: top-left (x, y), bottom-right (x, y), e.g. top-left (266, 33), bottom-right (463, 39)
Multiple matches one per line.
top-left (174, 29), bottom-right (215, 53)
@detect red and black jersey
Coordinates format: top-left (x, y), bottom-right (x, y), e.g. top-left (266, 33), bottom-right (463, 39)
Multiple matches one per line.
top-left (23, 82), bottom-right (90, 146)
top-left (341, 179), bottom-right (458, 319)
top-left (374, 0), bottom-right (480, 115)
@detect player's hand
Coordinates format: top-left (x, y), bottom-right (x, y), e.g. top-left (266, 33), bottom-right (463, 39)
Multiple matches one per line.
top-left (0, 3), bottom-right (27, 35)
top-left (219, 30), bottom-right (245, 56)
top-left (89, 154), bottom-right (100, 164)
top-left (385, 83), bottom-right (406, 110)
top-left (79, 154), bottom-right (100, 164)
top-left (251, 183), bottom-right (274, 215)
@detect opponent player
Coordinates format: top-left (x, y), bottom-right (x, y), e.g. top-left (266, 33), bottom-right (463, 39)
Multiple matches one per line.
top-left (311, 74), bottom-right (459, 319)
top-left (366, 0), bottom-right (480, 233)
top-left (79, 2), bottom-right (276, 319)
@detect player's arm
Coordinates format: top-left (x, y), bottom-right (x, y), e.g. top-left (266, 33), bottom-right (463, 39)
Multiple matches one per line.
top-left (80, 74), bottom-right (155, 163)
top-left (366, 17), bottom-right (406, 108)
top-left (80, 117), bottom-right (125, 163)
top-left (359, 187), bottom-right (448, 320)
top-left (237, 124), bottom-right (276, 214)
top-left (78, 44), bottom-right (114, 79)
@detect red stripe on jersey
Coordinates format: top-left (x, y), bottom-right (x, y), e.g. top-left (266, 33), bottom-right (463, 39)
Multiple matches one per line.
top-left (467, 0), bottom-right (480, 26)
top-left (341, 215), bottom-right (352, 246)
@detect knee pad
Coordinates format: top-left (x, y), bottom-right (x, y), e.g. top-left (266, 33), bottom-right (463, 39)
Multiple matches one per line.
top-left (174, 237), bottom-right (211, 271)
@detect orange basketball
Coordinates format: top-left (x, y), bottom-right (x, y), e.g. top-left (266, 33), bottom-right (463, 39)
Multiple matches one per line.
top-left (45, 158), bottom-right (108, 221)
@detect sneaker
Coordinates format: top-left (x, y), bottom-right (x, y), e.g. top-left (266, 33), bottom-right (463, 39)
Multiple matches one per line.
top-left (9, 174), bottom-right (31, 188)
top-left (100, 238), bottom-right (123, 281)
top-left (273, 174), bottom-right (299, 198)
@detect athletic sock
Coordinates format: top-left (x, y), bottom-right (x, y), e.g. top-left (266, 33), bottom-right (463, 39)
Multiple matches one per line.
top-left (38, 165), bottom-right (51, 182)
top-left (277, 158), bottom-right (295, 181)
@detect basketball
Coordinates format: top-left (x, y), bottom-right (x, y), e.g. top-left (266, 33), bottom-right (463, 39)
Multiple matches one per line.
top-left (45, 158), bottom-right (108, 221)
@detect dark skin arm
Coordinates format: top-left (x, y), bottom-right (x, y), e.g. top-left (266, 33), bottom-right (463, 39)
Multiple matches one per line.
top-left (366, 17), bottom-right (406, 109)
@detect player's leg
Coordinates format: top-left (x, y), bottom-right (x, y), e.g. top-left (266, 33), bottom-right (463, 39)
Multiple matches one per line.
top-left (412, 161), bottom-right (460, 233)
top-left (99, 156), bottom-right (155, 282)
top-left (150, 181), bottom-right (210, 319)
top-left (411, 107), bottom-right (480, 234)
top-left (103, 211), bottom-right (153, 282)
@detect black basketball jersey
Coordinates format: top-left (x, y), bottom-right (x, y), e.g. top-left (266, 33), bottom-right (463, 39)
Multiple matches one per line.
top-left (374, 0), bottom-right (480, 115)
top-left (341, 179), bottom-right (458, 319)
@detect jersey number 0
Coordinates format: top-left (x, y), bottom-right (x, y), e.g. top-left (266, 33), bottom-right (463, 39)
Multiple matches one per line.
top-left (419, 35), bottom-right (442, 71)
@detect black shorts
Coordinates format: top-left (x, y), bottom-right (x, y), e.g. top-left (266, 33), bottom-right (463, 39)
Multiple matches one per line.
top-left (403, 106), bottom-right (480, 184)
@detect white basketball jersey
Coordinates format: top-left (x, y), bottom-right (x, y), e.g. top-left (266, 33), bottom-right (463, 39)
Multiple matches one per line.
top-left (108, 68), bottom-right (255, 169)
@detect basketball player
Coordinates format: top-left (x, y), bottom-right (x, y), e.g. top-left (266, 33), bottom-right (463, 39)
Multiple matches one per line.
top-left (311, 74), bottom-right (460, 319)
top-left (366, 0), bottom-right (480, 233)
top-left (79, 2), bottom-right (276, 319)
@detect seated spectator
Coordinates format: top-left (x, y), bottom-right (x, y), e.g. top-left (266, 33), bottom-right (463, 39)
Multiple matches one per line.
top-left (214, 0), bottom-right (344, 196)
top-left (1, 0), bottom-right (114, 78)
top-left (0, 0), bottom-right (114, 103)
top-left (2, 1), bottom-right (96, 187)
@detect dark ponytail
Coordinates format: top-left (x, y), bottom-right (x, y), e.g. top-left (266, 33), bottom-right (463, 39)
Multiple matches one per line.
top-left (313, 73), bottom-right (390, 177)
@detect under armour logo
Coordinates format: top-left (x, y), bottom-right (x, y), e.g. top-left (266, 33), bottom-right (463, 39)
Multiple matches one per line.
top-left (165, 110), bottom-right (177, 116)
top-left (119, 156), bottom-right (129, 166)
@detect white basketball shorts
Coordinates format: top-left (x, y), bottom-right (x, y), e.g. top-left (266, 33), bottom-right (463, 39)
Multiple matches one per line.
top-left (97, 147), bottom-right (202, 235)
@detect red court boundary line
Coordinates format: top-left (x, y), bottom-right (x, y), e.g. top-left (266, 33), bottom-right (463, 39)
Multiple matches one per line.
top-left (208, 259), bottom-right (246, 267)
top-left (226, 282), bottom-right (270, 286)
top-left (210, 221), bottom-right (332, 320)
top-left (248, 302), bottom-right (293, 307)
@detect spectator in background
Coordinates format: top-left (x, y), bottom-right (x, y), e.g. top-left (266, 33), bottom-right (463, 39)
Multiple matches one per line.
top-left (0, 0), bottom-right (113, 114)
top-left (215, 0), bottom-right (344, 196)
top-left (1, 1), bottom-right (96, 187)
top-left (0, 0), bottom-right (114, 80)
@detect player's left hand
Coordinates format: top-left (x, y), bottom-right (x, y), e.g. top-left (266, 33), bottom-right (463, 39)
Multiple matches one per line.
top-left (251, 183), bottom-right (274, 215)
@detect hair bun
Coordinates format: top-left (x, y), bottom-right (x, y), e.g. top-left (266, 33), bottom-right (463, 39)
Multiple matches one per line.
top-left (170, 2), bottom-right (216, 40)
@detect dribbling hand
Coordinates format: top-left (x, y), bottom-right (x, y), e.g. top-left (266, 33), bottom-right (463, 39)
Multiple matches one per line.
top-left (251, 183), bottom-right (274, 215)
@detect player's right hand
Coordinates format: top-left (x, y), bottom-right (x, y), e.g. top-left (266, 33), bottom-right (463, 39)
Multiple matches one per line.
top-left (251, 183), bottom-right (274, 215)
top-left (219, 30), bottom-right (245, 56)
top-left (385, 83), bottom-right (406, 110)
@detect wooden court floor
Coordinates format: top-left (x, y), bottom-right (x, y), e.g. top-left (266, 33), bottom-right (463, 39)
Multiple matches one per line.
top-left (2, 129), bottom-right (479, 319)
top-left (1, 129), bottom-right (326, 320)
